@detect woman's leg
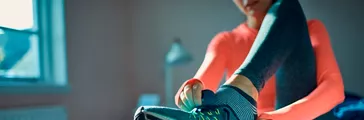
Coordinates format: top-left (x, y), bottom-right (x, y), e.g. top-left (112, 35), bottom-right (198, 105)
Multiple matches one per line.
top-left (223, 0), bottom-right (316, 119)
top-left (274, 18), bottom-right (317, 109)
top-left (237, 1), bottom-right (336, 118)
top-left (234, 0), bottom-right (309, 92)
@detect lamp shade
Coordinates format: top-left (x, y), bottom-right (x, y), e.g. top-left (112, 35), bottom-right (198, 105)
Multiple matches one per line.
top-left (165, 38), bottom-right (192, 66)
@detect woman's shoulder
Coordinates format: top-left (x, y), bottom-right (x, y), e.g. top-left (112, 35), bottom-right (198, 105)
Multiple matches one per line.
top-left (209, 31), bottom-right (234, 44)
top-left (306, 19), bottom-right (332, 48)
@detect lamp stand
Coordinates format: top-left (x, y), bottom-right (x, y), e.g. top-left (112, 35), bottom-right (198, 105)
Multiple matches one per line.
top-left (164, 63), bottom-right (174, 107)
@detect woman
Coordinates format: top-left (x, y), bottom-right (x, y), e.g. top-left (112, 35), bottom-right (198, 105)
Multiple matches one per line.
top-left (134, 0), bottom-right (345, 119)
top-left (174, 0), bottom-right (345, 119)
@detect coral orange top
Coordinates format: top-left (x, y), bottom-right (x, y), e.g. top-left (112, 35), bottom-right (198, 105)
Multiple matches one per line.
top-left (193, 19), bottom-right (345, 120)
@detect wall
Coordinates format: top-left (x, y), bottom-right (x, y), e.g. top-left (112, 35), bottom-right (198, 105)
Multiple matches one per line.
top-left (0, 0), bottom-right (363, 120)
top-left (0, 0), bottom-right (137, 120)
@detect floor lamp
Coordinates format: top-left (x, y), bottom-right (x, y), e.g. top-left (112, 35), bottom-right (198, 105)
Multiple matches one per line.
top-left (164, 37), bottom-right (192, 107)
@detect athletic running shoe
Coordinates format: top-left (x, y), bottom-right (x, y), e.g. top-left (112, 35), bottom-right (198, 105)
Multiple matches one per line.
top-left (134, 88), bottom-right (256, 120)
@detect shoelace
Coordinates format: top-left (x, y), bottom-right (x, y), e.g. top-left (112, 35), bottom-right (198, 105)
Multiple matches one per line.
top-left (189, 108), bottom-right (221, 120)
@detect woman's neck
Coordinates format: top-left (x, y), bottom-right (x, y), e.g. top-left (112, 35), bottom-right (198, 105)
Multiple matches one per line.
top-left (246, 16), bottom-right (263, 30)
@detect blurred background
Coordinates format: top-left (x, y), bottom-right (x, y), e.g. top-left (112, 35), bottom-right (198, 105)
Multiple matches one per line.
top-left (0, 0), bottom-right (363, 120)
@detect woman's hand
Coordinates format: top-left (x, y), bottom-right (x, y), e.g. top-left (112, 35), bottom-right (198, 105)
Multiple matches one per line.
top-left (175, 79), bottom-right (204, 111)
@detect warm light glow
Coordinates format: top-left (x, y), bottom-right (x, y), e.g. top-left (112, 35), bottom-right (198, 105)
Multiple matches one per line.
top-left (0, 0), bottom-right (34, 30)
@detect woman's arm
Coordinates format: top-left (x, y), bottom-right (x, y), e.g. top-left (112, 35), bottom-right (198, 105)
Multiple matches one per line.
top-left (260, 20), bottom-right (345, 120)
top-left (193, 32), bottom-right (232, 91)
top-left (174, 32), bottom-right (232, 109)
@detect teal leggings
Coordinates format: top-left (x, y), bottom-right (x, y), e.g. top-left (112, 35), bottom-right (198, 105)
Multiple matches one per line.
top-left (234, 0), bottom-right (317, 108)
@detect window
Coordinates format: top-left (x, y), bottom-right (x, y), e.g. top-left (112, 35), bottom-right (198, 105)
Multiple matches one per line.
top-left (0, 0), bottom-right (40, 80)
top-left (0, 0), bottom-right (68, 94)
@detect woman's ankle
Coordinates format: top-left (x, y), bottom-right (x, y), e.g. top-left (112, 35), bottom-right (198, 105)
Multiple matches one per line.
top-left (223, 75), bottom-right (259, 101)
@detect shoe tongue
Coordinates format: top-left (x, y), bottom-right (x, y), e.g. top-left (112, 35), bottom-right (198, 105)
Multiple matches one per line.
top-left (201, 90), bottom-right (217, 105)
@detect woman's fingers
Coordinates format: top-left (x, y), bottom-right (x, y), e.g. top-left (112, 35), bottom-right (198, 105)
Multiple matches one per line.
top-left (176, 97), bottom-right (189, 111)
top-left (183, 85), bottom-right (196, 108)
top-left (175, 78), bottom-right (205, 111)
top-left (180, 91), bottom-right (193, 111)
top-left (192, 83), bottom-right (203, 106)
